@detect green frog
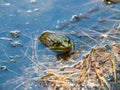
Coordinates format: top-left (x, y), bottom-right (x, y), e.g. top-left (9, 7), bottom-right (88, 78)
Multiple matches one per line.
top-left (39, 31), bottom-right (73, 53)
top-left (38, 31), bottom-right (79, 61)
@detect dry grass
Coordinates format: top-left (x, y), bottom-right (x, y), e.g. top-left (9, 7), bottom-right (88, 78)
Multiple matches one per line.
top-left (33, 46), bottom-right (117, 90)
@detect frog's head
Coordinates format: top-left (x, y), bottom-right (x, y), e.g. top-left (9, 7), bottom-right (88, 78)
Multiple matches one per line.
top-left (50, 37), bottom-right (73, 52)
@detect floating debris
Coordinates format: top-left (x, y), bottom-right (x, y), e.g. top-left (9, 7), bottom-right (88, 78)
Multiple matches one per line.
top-left (56, 13), bottom-right (89, 30)
top-left (103, 0), bottom-right (120, 5)
top-left (9, 55), bottom-right (20, 63)
top-left (9, 55), bottom-right (20, 59)
top-left (9, 56), bottom-right (14, 59)
top-left (34, 8), bottom-right (39, 12)
top-left (39, 31), bottom-right (73, 53)
top-left (71, 15), bottom-right (80, 22)
top-left (34, 46), bottom-right (117, 90)
top-left (71, 13), bottom-right (89, 22)
top-left (55, 20), bottom-right (71, 30)
top-left (15, 55), bottom-right (20, 59)
top-left (0, 37), bottom-right (13, 41)
top-left (0, 66), bottom-right (7, 71)
top-left (98, 18), bottom-right (107, 24)
top-left (9, 30), bottom-right (21, 38)
top-left (114, 23), bottom-right (120, 31)
top-left (10, 59), bottom-right (16, 63)
top-left (26, 10), bottom-right (33, 14)
top-left (87, 5), bottom-right (100, 14)
top-left (4, 3), bottom-right (11, 6)
top-left (10, 41), bottom-right (23, 47)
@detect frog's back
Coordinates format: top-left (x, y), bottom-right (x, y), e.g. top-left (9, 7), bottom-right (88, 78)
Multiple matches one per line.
top-left (39, 31), bottom-right (73, 52)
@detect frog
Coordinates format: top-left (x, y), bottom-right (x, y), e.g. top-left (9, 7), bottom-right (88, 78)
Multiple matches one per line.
top-left (38, 31), bottom-right (79, 61)
top-left (39, 31), bottom-right (73, 53)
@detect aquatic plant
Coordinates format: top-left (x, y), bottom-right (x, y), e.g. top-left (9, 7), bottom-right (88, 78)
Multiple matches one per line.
top-left (33, 46), bottom-right (118, 90)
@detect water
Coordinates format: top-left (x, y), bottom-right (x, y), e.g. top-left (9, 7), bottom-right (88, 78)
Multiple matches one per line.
top-left (0, 0), bottom-right (120, 90)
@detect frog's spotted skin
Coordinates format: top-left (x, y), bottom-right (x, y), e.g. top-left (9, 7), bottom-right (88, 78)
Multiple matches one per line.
top-left (39, 32), bottom-right (73, 52)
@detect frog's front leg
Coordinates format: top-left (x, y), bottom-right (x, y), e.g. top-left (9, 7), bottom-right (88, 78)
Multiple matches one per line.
top-left (56, 50), bottom-right (80, 61)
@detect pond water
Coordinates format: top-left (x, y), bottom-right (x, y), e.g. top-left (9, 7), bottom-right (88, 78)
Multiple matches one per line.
top-left (0, 0), bottom-right (120, 90)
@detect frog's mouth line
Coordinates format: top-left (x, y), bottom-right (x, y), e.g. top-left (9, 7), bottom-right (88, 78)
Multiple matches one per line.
top-left (50, 45), bottom-right (72, 52)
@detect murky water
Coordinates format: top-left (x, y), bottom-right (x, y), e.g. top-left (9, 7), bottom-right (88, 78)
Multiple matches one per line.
top-left (0, 0), bottom-right (120, 90)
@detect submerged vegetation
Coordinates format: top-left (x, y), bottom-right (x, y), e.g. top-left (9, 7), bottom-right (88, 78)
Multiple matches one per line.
top-left (33, 45), bottom-right (119, 90)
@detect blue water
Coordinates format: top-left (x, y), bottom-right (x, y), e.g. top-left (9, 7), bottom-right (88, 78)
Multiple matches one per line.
top-left (0, 0), bottom-right (120, 90)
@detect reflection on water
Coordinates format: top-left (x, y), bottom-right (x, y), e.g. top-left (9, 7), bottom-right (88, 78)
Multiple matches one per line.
top-left (0, 0), bottom-right (120, 90)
